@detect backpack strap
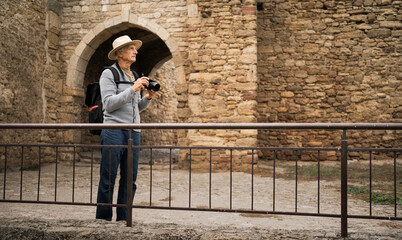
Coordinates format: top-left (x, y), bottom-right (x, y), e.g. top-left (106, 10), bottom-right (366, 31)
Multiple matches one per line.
top-left (103, 66), bottom-right (120, 84)
top-left (102, 66), bottom-right (133, 85)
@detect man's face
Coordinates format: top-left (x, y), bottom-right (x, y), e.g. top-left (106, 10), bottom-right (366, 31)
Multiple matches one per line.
top-left (118, 44), bottom-right (138, 63)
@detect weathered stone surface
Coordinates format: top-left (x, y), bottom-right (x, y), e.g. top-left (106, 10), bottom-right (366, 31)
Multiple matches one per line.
top-left (367, 28), bottom-right (392, 38)
top-left (0, 0), bottom-right (54, 163)
top-left (0, 0), bottom-right (400, 169)
top-left (257, 0), bottom-right (400, 160)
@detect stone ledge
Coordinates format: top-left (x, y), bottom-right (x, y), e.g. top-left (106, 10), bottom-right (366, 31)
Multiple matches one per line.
top-left (0, 216), bottom-right (399, 240)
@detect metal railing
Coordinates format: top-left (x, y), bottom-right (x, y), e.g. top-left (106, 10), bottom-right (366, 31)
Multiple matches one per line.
top-left (0, 123), bottom-right (401, 238)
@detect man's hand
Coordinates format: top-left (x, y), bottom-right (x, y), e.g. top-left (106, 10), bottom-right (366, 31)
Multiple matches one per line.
top-left (146, 89), bottom-right (156, 100)
top-left (132, 77), bottom-right (149, 92)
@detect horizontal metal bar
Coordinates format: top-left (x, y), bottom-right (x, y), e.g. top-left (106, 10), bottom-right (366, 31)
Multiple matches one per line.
top-left (0, 143), bottom-right (125, 148)
top-left (140, 145), bottom-right (341, 151)
top-left (0, 143), bottom-right (341, 152)
top-left (0, 123), bottom-right (401, 130)
top-left (349, 148), bottom-right (402, 152)
top-left (0, 199), bottom-right (125, 208)
top-left (2, 200), bottom-right (399, 221)
top-left (132, 205), bottom-right (341, 218)
top-left (2, 143), bottom-right (401, 154)
top-left (133, 206), bottom-right (402, 220)
top-left (347, 214), bottom-right (402, 221)
top-left (1, 200), bottom-right (400, 221)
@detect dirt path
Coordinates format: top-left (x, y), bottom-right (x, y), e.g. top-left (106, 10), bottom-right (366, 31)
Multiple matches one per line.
top-left (0, 162), bottom-right (401, 239)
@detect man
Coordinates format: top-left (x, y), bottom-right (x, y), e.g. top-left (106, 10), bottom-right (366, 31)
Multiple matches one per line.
top-left (96, 35), bottom-right (156, 221)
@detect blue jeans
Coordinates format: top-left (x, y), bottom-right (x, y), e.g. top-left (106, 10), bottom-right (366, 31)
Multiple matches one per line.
top-left (96, 129), bottom-right (140, 221)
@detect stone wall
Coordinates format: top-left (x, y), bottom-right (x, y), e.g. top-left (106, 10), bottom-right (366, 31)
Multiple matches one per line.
top-left (181, 0), bottom-right (259, 170)
top-left (0, 0), bottom-right (46, 125)
top-left (0, 0), bottom-right (400, 170)
top-left (57, 0), bottom-right (259, 169)
top-left (0, 0), bottom-right (64, 168)
top-left (256, 0), bottom-right (401, 161)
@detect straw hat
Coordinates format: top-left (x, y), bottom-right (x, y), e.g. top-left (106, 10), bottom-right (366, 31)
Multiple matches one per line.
top-left (108, 35), bottom-right (142, 60)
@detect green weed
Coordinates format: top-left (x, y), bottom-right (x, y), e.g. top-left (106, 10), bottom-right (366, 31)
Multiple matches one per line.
top-left (347, 186), bottom-right (402, 205)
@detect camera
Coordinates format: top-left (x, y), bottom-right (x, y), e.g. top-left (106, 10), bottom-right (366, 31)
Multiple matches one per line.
top-left (146, 79), bottom-right (160, 92)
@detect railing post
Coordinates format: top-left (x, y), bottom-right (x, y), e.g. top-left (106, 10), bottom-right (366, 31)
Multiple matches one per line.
top-left (341, 129), bottom-right (348, 238)
top-left (126, 130), bottom-right (133, 227)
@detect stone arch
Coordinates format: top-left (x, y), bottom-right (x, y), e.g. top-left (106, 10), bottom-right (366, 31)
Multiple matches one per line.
top-left (66, 10), bottom-right (185, 89)
top-left (64, 10), bottom-right (186, 148)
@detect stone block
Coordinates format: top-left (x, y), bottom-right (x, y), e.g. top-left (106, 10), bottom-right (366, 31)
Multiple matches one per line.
top-left (392, 30), bottom-right (402, 37)
top-left (188, 95), bottom-right (202, 115)
top-left (380, 21), bottom-right (402, 28)
top-left (187, 3), bottom-right (198, 18)
top-left (92, 22), bottom-right (106, 36)
top-left (367, 28), bottom-right (392, 38)
top-left (47, 11), bottom-right (61, 34)
top-left (351, 95), bottom-right (364, 103)
top-left (306, 76), bottom-right (317, 83)
top-left (237, 101), bottom-right (257, 115)
top-left (242, 5), bottom-right (256, 15)
top-left (66, 69), bottom-right (85, 88)
top-left (81, 6), bottom-right (89, 12)
top-left (47, 32), bottom-right (60, 49)
top-left (227, 49), bottom-right (242, 55)
top-left (121, 4), bottom-right (131, 10)
top-left (304, 43), bottom-right (319, 53)
top-left (82, 30), bottom-right (95, 46)
top-left (157, 28), bottom-right (170, 41)
top-left (235, 137), bottom-right (257, 147)
top-left (242, 91), bottom-right (257, 101)
top-left (175, 66), bottom-right (186, 85)
top-left (59, 96), bottom-right (75, 103)
top-left (281, 92), bottom-right (294, 98)
top-left (217, 115), bottom-right (256, 123)
top-left (120, 10), bottom-right (130, 22)
top-left (103, 18), bottom-right (120, 34)
top-left (240, 129), bottom-right (257, 137)
top-left (239, 53), bottom-right (257, 64)
top-left (137, 17), bottom-right (149, 29)
top-left (234, 83), bottom-right (257, 91)
top-left (72, 6), bottom-right (81, 12)
top-left (277, 107), bottom-right (288, 113)
top-left (171, 50), bottom-right (184, 67)
top-left (76, 42), bottom-right (95, 61)
top-left (166, 37), bottom-right (179, 52)
top-left (350, 15), bottom-right (367, 22)
top-left (63, 86), bottom-right (85, 97)
top-left (89, 29), bottom-right (112, 49)
top-left (146, 20), bottom-right (162, 35)
top-left (295, 70), bottom-right (308, 78)
top-left (338, 30), bottom-right (365, 39)
top-left (189, 83), bottom-right (202, 94)
top-left (76, 57), bottom-right (89, 73)
top-left (189, 135), bottom-right (226, 147)
top-left (128, 14), bottom-right (139, 25)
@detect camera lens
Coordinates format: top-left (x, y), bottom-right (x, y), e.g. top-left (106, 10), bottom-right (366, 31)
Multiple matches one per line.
top-left (147, 79), bottom-right (160, 91)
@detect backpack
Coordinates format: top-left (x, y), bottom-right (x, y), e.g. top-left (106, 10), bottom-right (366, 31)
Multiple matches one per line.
top-left (85, 66), bottom-right (139, 135)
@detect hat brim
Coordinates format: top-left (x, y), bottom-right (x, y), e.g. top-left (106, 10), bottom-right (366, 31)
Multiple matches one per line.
top-left (108, 40), bottom-right (142, 60)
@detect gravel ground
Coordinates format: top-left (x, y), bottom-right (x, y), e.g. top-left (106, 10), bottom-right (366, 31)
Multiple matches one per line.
top-left (0, 162), bottom-right (401, 239)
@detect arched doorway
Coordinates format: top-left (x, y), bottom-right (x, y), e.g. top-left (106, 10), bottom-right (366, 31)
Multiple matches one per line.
top-left (65, 13), bottom-right (186, 163)
top-left (81, 31), bottom-right (178, 149)
top-left (81, 28), bottom-right (179, 147)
